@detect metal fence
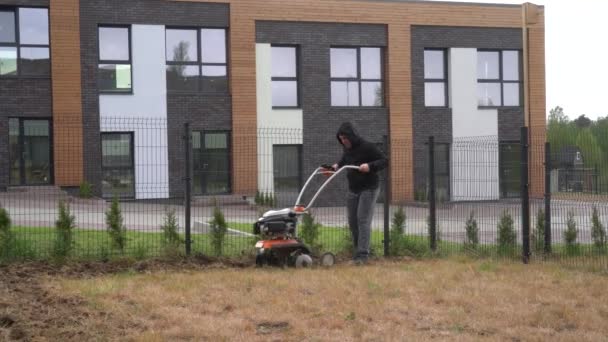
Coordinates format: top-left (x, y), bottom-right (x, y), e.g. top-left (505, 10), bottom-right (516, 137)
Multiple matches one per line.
top-left (0, 119), bottom-right (607, 269)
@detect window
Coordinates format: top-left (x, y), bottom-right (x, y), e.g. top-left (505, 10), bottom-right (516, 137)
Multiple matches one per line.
top-left (101, 133), bottom-right (135, 198)
top-left (273, 145), bottom-right (302, 193)
top-left (0, 7), bottom-right (49, 77)
top-left (477, 50), bottom-right (521, 107)
top-left (165, 28), bottom-right (228, 93)
top-left (424, 49), bottom-right (447, 107)
top-left (330, 47), bottom-right (384, 107)
top-left (98, 26), bottom-right (132, 92)
top-left (271, 46), bottom-right (299, 108)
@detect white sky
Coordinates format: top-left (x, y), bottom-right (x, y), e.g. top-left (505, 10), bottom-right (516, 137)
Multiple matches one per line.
top-left (425, 0), bottom-right (608, 120)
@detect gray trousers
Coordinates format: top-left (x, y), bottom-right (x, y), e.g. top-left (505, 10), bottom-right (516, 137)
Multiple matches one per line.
top-left (347, 188), bottom-right (380, 260)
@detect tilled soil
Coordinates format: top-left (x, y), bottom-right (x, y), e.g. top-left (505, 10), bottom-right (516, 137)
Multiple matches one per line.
top-left (0, 255), bottom-right (251, 341)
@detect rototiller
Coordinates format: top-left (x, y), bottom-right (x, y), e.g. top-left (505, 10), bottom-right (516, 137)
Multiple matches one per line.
top-left (253, 165), bottom-right (359, 268)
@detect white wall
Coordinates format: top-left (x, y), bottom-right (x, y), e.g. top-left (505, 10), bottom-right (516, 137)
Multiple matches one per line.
top-left (100, 25), bottom-right (169, 199)
top-left (449, 48), bottom-right (499, 201)
top-left (256, 43), bottom-right (303, 193)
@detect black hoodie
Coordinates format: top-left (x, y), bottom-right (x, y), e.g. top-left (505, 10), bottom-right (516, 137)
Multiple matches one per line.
top-left (336, 122), bottom-right (388, 193)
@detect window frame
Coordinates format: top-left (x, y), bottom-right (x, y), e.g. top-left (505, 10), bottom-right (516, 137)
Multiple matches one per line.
top-left (100, 131), bottom-right (136, 199)
top-left (191, 130), bottom-right (232, 195)
top-left (165, 26), bottom-right (229, 94)
top-left (270, 44), bottom-right (300, 109)
top-left (97, 24), bottom-right (133, 94)
top-left (272, 144), bottom-right (303, 192)
top-left (0, 6), bottom-right (50, 78)
top-left (330, 46), bottom-right (385, 108)
top-left (477, 49), bottom-right (523, 108)
top-left (423, 48), bottom-right (449, 108)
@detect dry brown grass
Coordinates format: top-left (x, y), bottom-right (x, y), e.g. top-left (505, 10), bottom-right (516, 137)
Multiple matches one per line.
top-left (52, 259), bottom-right (608, 341)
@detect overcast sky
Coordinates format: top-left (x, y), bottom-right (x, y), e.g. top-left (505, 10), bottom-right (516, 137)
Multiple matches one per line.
top-left (425, 0), bottom-right (608, 120)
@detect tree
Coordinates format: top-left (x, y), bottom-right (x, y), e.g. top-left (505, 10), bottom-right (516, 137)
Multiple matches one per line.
top-left (547, 106), bottom-right (577, 152)
top-left (106, 197), bottom-right (127, 252)
top-left (53, 201), bottom-right (76, 259)
top-left (574, 114), bottom-right (592, 129)
top-left (576, 129), bottom-right (603, 170)
top-left (209, 206), bottom-right (227, 256)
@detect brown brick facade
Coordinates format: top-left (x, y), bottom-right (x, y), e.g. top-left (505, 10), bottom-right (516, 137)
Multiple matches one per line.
top-left (50, 0), bottom-right (83, 187)
top-left (175, 0), bottom-right (546, 201)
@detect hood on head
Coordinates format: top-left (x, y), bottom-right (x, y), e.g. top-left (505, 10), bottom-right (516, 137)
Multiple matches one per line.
top-left (336, 122), bottom-right (362, 148)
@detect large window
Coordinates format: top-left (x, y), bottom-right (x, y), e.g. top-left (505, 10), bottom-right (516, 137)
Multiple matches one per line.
top-left (330, 47), bottom-right (384, 107)
top-left (271, 45), bottom-right (299, 108)
top-left (273, 145), bottom-right (302, 193)
top-left (101, 133), bottom-right (135, 198)
top-left (165, 28), bottom-right (228, 93)
top-left (98, 26), bottom-right (132, 93)
top-left (477, 50), bottom-right (521, 107)
top-left (0, 7), bottom-right (49, 77)
top-left (424, 49), bottom-right (448, 107)
top-left (9, 118), bottom-right (52, 185)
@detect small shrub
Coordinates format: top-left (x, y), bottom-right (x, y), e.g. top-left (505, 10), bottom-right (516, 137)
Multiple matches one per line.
top-left (564, 211), bottom-right (578, 253)
top-left (531, 208), bottom-right (545, 253)
top-left (134, 242), bottom-right (147, 260)
top-left (591, 206), bottom-right (606, 251)
top-left (338, 226), bottom-right (354, 256)
top-left (209, 206), bottom-right (227, 256)
top-left (497, 210), bottom-right (516, 255)
top-left (0, 207), bottom-right (14, 261)
top-left (389, 207), bottom-right (407, 256)
top-left (262, 192), bottom-right (270, 206)
top-left (300, 212), bottom-right (322, 254)
top-left (79, 181), bottom-right (93, 199)
top-left (99, 246), bottom-right (110, 262)
top-left (161, 207), bottom-right (182, 256)
top-left (464, 211), bottom-right (479, 248)
top-left (53, 201), bottom-right (76, 260)
top-left (106, 197), bottom-right (127, 252)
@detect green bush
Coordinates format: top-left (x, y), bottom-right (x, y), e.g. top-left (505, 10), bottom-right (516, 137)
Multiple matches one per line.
top-left (79, 181), bottom-right (93, 199)
top-left (564, 211), bottom-right (578, 253)
top-left (464, 211), bottom-right (479, 248)
top-left (591, 206), bottom-right (606, 251)
top-left (0, 207), bottom-right (14, 261)
top-left (531, 208), bottom-right (545, 253)
top-left (210, 206), bottom-right (227, 256)
top-left (161, 207), bottom-right (183, 256)
top-left (300, 212), bottom-right (322, 254)
top-left (134, 242), bottom-right (147, 260)
top-left (106, 197), bottom-right (127, 252)
top-left (497, 210), bottom-right (516, 255)
top-left (389, 207), bottom-right (407, 256)
top-left (53, 201), bottom-right (76, 260)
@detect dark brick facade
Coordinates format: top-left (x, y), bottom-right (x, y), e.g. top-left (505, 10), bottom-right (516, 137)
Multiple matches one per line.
top-left (79, 0), bottom-right (230, 197)
top-left (256, 21), bottom-right (389, 206)
top-left (0, 0), bottom-right (52, 190)
top-left (411, 25), bottom-right (524, 196)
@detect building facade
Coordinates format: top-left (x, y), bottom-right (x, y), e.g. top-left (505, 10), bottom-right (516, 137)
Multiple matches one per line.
top-left (0, 0), bottom-right (546, 203)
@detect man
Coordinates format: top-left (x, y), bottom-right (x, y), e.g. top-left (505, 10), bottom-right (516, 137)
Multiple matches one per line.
top-left (329, 122), bottom-right (388, 264)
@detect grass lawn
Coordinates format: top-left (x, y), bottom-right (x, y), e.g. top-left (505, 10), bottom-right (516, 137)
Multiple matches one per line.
top-left (44, 258), bottom-right (608, 341)
top-left (5, 225), bottom-right (607, 265)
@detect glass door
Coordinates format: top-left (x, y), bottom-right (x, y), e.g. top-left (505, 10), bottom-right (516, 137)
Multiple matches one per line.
top-left (8, 118), bottom-right (52, 186)
top-left (499, 142), bottom-right (521, 198)
top-left (192, 131), bottom-right (231, 195)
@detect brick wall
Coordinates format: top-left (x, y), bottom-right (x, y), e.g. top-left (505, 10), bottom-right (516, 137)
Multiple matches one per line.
top-left (0, 0), bottom-right (52, 190)
top-left (176, 0), bottom-right (544, 202)
top-left (411, 26), bottom-right (524, 196)
top-left (257, 21), bottom-right (389, 206)
top-left (79, 0), bottom-right (230, 196)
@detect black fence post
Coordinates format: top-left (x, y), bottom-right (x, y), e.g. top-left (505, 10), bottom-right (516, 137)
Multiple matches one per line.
top-left (428, 136), bottom-right (437, 252)
top-left (521, 127), bottom-right (530, 264)
top-left (383, 135), bottom-right (390, 257)
top-left (184, 123), bottom-right (192, 256)
top-left (544, 142), bottom-right (552, 254)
